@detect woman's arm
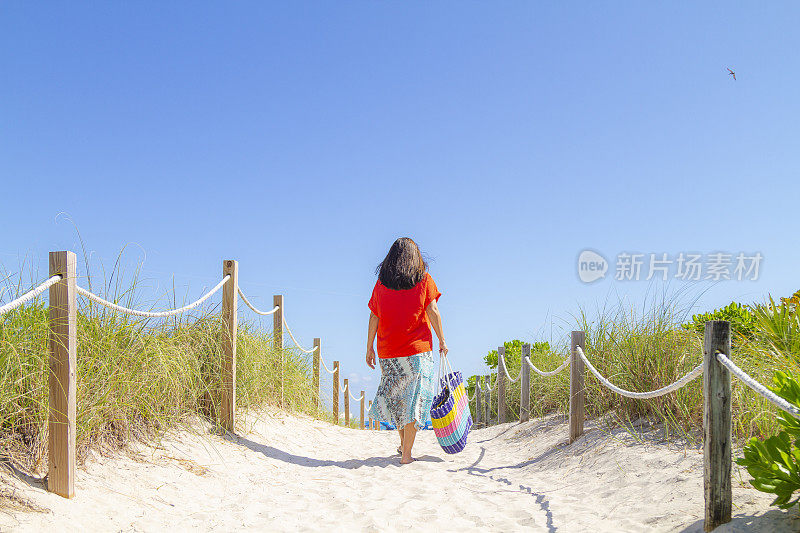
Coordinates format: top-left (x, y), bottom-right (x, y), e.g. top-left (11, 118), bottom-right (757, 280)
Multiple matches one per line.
top-left (366, 311), bottom-right (379, 369)
top-left (425, 300), bottom-right (448, 356)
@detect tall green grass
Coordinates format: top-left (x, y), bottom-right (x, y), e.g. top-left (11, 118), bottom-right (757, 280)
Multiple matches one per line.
top-left (471, 291), bottom-right (789, 442)
top-left (0, 272), bottom-right (321, 475)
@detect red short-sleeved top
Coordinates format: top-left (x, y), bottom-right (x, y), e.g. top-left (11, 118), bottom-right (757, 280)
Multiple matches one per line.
top-left (368, 272), bottom-right (441, 358)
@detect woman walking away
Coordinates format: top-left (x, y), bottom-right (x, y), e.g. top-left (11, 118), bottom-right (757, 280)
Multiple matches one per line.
top-left (366, 237), bottom-right (448, 465)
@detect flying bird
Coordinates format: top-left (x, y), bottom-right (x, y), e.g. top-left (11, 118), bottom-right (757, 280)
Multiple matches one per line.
top-left (727, 68), bottom-right (736, 81)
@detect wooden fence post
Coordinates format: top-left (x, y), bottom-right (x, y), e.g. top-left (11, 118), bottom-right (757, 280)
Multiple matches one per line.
top-left (484, 374), bottom-right (491, 427)
top-left (273, 294), bottom-right (284, 407)
top-left (368, 400), bottom-right (373, 430)
top-left (343, 378), bottom-right (350, 427)
top-left (520, 343), bottom-right (531, 423)
top-left (704, 320), bottom-right (732, 531)
top-left (333, 361), bottom-right (339, 425)
top-left (220, 260), bottom-right (238, 432)
top-left (48, 251), bottom-right (77, 498)
top-left (569, 331), bottom-right (586, 443)
top-left (313, 338), bottom-right (321, 410)
top-left (475, 376), bottom-right (483, 427)
top-left (497, 346), bottom-right (507, 424)
top-left (360, 391), bottom-right (365, 430)
top-left (273, 294), bottom-right (284, 348)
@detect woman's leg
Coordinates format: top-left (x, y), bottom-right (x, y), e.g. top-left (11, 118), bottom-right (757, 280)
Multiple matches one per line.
top-left (400, 421), bottom-right (417, 464)
top-left (397, 428), bottom-right (404, 453)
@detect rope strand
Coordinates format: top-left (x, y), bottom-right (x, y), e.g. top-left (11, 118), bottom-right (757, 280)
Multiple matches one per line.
top-left (577, 346), bottom-right (703, 399)
top-left (524, 355), bottom-right (571, 377)
top-left (76, 276), bottom-right (229, 317)
top-left (716, 353), bottom-right (800, 418)
top-left (345, 384), bottom-right (364, 402)
top-left (498, 350), bottom-right (522, 383)
top-left (281, 314), bottom-right (319, 354)
top-left (237, 287), bottom-right (279, 315)
top-left (320, 357), bottom-right (337, 375)
top-left (0, 275), bottom-right (61, 315)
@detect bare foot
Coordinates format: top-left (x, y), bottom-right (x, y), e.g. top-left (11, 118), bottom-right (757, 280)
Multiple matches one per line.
top-left (400, 456), bottom-right (414, 464)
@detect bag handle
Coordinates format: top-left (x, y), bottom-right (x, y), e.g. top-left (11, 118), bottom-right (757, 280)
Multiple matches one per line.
top-left (438, 352), bottom-right (457, 396)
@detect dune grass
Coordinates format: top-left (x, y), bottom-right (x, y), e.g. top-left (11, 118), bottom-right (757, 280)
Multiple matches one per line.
top-left (0, 273), bottom-right (325, 477)
top-left (471, 291), bottom-right (790, 443)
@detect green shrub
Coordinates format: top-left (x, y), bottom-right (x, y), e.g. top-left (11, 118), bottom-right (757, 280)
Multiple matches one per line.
top-left (682, 301), bottom-right (758, 344)
top-left (483, 340), bottom-right (550, 369)
top-left (752, 295), bottom-right (800, 366)
top-left (736, 371), bottom-right (800, 509)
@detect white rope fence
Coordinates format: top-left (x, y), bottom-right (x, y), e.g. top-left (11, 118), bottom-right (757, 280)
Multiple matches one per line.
top-left (499, 351), bottom-right (522, 384)
top-left (282, 314), bottom-right (319, 354)
top-left (0, 275), bottom-right (61, 316)
top-left (237, 287), bottom-right (279, 315)
top-left (344, 384), bottom-right (364, 402)
top-left (716, 353), bottom-right (800, 418)
top-left (76, 276), bottom-right (229, 318)
top-left (320, 357), bottom-right (337, 375)
top-left (576, 346), bottom-right (704, 399)
top-left (524, 355), bottom-right (571, 377)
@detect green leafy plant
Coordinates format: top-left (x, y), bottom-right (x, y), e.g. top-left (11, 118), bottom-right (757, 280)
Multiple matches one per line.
top-left (736, 371), bottom-right (800, 509)
top-left (780, 290), bottom-right (800, 311)
top-left (682, 301), bottom-right (758, 343)
top-left (483, 340), bottom-right (550, 369)
top-left (752, 294), bottom-right (800, 363)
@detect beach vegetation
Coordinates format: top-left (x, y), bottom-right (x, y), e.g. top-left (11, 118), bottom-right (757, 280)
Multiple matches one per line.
top-left (681, 301), bottom-right (758, 344)
top-left (736, 371), bottom-right (800, 509)
top-left (0, 260), bottom-right (321, 477)
top-left (467, 290), bottom-right (792, 442)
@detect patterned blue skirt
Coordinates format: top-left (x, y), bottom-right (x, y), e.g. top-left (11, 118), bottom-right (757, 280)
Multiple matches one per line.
top-left (368, 351), bottom-right (435, 430)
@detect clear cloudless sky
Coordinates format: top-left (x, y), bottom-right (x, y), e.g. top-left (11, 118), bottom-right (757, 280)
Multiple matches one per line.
top-left (2, 3), bottom-right (799, 405)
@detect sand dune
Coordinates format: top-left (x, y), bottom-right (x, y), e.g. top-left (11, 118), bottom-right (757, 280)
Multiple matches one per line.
top-left (1, 410), bottom-right (798, 532)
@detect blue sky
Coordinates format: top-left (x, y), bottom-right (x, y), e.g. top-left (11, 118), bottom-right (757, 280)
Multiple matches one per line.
top-left (2, 3), bottom-right (799, 407)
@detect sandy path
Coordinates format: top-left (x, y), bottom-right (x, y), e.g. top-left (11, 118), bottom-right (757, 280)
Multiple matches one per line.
top-left (1, 410), bottom-right (798, 532)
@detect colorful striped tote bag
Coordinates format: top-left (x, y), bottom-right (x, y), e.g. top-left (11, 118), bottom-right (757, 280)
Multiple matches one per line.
top-left (430, 354), bottom-right (472, 454)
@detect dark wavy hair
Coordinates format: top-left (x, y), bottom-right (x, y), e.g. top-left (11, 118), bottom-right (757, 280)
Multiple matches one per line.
top-left (375, 237), bottom-right (429, 290)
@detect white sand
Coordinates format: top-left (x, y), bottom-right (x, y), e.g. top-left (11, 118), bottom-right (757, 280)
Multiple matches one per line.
top-left (1, 411), bottom-right (798, 532)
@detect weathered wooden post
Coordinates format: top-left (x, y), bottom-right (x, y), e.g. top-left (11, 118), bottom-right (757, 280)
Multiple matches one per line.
top-left (704, 320), bottom-right (732, 531)
top-left (221, 260), bottom-right (238, 432)
top-left (569, 331), bottom-right (586, 443)
top-left (313, 338), bottom-right (321, 410)
top-left (520, 343), bottom-right (531, 423)
top-left (273, 294), bottom-right (284, 407)
top-left (333, 360), bottom-right (340, 425)
top-left (48, 251), bottom-right (77, 498)
top-left (273, 294), bottom-right (284, 348)
top-left (484, 374), bottom-right (491, 426)
top-left (475, 376), bottom-right (483, 427)
top-left (218, 259), bottom-right (239, 431)
top-left (497, 346), bottom-right (507, 424)
top-left (343, 378), bottom-right (350, 427)
top-left (368, 400), bottom-right (373, 430)
top-left (360, 390), bottom-right (365, 430)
